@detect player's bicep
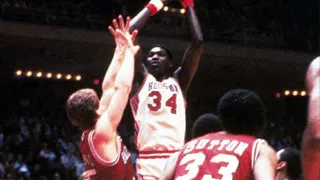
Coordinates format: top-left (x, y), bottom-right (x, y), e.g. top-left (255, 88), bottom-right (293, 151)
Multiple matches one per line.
top-left (253, 143), bottom-right (277, 180)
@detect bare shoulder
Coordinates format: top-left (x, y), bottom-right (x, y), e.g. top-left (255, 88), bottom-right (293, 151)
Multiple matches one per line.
top-left (253, 141), bottom-right (277, 180)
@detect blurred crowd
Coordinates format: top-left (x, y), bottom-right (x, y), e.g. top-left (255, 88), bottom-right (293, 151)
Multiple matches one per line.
top-left (1, 109), bottom-right (84, 179)
top-left (0, 0), bottom-right (318, 52)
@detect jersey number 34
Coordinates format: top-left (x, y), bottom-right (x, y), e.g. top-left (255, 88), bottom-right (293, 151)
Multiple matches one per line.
top-left (176, 152), bottom-right (239, 180)
top-left (148, 91), bottom-right (177, 114)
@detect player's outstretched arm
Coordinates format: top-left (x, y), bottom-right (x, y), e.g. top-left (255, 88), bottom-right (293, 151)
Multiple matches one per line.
top-left (95, 32), bottom-right (139, 141)
top-left (129, 0), bottom-right (172, 33)
top-left (253, 142), bottom-right (277, 180)
top-left (97, 16), bottom-right (138, 114)
top-left (129, 0), bottom-right (170, 86)
top-left (302, 57), bottom-right (320, 180)
top-left (176, 0), bottom-right (203, 96)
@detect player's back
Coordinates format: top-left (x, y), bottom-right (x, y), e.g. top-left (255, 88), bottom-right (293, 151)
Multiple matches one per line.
top-left (130, 74), bottom-right (186, 152)
top-left (174, 132), bottom-right (264, 180)
top-left (80, 130), bottom-right (134, 180)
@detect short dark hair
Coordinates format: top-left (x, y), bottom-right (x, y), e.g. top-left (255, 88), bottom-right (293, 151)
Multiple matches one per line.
top-left (66, 88), bottom-right (99, 130)
top-left (279, 148), bottom-right (302, 180)
top-left (149, 44), bottom-right (174, 62)
top-left (192, 113), bottom-right (223, 139)
top-left (217, 89), bottom-right (266, 136)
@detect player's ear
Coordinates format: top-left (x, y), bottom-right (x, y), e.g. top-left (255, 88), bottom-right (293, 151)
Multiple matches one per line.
top-left (276, 161), bottom-right (286, 171)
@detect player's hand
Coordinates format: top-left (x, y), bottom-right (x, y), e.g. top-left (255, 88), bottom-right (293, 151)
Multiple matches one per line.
top-left (114, 29), bottom-right (140, 56)
top-left (180, 0), bottom-right (194, 8)
top-left (108, 15), bottom-right (137, 48)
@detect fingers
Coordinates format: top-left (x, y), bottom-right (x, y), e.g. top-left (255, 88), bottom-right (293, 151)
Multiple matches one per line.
top-left (133, 45), bottom-right (140, 55)
top-left (108, 26), bottom-right (117, 37)
top-left (118, 15), bottom-right (125, 31)
top-left (112, 19), bottom-right (119, 30)
top-left (131, 30), bottom-right (138, 42)
top-left (115, 29), bottom-right (126, 39)
top-left (125, 16), bottom-right (130, 32)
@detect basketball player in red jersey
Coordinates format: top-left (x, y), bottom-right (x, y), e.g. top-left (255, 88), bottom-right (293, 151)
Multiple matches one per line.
top-left (127, 0), bottom-right (203, 179)
top-left (161, 89), bottom-right (277, 180)
top-left (66, 16), bottom-right (139, 180)
top-left (302, 56), bottom-right (320, 180)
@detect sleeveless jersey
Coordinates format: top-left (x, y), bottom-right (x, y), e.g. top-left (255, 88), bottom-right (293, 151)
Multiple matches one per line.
top-left (80, 130), bottom-right (134, 180)
top-left (130, 74), bottom-right (186, 153)
top-left (174, 132), bottom-right (265, 180)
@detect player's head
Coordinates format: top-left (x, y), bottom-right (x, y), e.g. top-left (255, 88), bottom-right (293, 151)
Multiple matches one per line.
top-left (192, 113), bottom-right (223, 139)
top-left (276, 148), bottom-right (302, 180)
top-left (217, 89), bottom-right (266, 136)
top-left (66, 88), bottom-right (99, 130)
top-left (146, 44), bottom-right (174, 77)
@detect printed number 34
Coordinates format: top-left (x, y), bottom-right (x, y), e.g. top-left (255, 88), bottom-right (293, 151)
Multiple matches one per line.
top-left (148, 91), bottom-right (177, 114)
top-left (175, 152), bottom-right (239, 180)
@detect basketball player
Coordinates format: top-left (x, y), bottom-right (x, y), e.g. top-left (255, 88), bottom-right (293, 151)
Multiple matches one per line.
top-left (66, 16), bottom-right (139, 180)
top-left (276, 148), bottom-right (302, 180)
top-left (160, 89), bottom-right (277, 180)
top-left (192, 113), bottom-right (223, 139)
top-left (302, 56), bottom-right (320, 180)
top-left (128, 0), bottom-right (203, 179)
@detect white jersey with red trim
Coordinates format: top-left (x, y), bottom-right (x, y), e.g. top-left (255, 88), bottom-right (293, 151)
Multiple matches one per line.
top-left (130, 74), bottom-right (186, 153)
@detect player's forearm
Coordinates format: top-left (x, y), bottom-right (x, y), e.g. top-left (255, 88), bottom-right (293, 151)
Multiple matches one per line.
top-left (101, 47), bottom-right (127, 91)
top-left (129, 0), bottom-right (164, 33)
top-left (114, 50), bottom-right (135, 91)
top-left (186, 7), bottom-right (203, 46)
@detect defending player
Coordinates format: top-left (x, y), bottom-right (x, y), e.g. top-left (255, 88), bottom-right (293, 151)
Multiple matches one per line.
top-left (66, 16), bottom-right (139, 180)
top-left (191, 113), bottom-right (223, 139)
top-left (128, 0), bottom-right (203, 179)
top-left (161, 89), bottom-right (277, 180)
top-left (276, 148), bottom-right (302, 180)
top-left (302, 56), bottom-right (320, 180)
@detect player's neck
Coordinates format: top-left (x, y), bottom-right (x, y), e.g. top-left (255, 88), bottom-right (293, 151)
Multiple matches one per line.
top-left (154, 74), bottom-right (170, 81)
top-left (276, 172), bottom-right (290, 180)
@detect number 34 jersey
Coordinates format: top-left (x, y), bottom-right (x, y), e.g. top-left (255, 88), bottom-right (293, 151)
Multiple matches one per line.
top-left (130, 74), bottom-right (186, 152)
top-left (174, 132), bottom-right (265, 180)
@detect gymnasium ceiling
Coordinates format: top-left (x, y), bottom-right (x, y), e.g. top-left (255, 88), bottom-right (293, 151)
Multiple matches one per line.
top-left (1, 21), bottom-right (318, 107)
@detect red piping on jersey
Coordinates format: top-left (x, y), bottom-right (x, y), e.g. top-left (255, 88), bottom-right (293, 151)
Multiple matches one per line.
top-left (131, 73), bottom-right (150, 100)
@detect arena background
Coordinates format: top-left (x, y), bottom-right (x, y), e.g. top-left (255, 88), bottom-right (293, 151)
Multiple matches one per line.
top-left (0, 0), bottom-right (319, 179)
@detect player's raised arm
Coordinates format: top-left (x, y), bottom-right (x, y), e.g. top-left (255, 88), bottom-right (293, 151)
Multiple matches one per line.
top-left (302, 57), bottom-right (320, 180)
top-left (253, 142), bottom-right (277, 180)
top-left (98, 16), bottom-right (138, 114)
top-left (95, 30), bottom-right (140, 141)
top-left (129, 0), bottom-right (173, 33)
top-left (129, 0), bottom-right (169, 86)
top-left (176, 0), bottom-right (203, 95)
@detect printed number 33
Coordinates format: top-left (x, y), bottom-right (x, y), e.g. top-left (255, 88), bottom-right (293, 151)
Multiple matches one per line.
top-left (175, 152), bottom-right (239, 180)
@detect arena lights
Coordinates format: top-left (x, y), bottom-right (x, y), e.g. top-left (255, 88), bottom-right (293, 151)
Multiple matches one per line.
top-left (66, 74), bottom-right (72, 80)
top-left (16, 70), bottom-right (22, 76)
top-left (277, 90), bottom-right (308, 98)
top-left (75, 75), bottom-right (81, 81)
top-left (56, 73), bottom-right (62, 79)
top-left (162, 6), bottom-right (185, 14)
top-left (26, 71), bottom-right (32, 77)
top-left (36, 72), bottom-right (42, 77)
top-left (14, 70), bottom-right (81, 81)
top-left (46, 73), bottom-right (52, 78)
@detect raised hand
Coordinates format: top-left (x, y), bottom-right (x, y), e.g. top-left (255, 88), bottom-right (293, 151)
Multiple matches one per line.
top-left (115, 29), bottom-right (140, 56)
top-left (109, 15), bottom-right (138, 49)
